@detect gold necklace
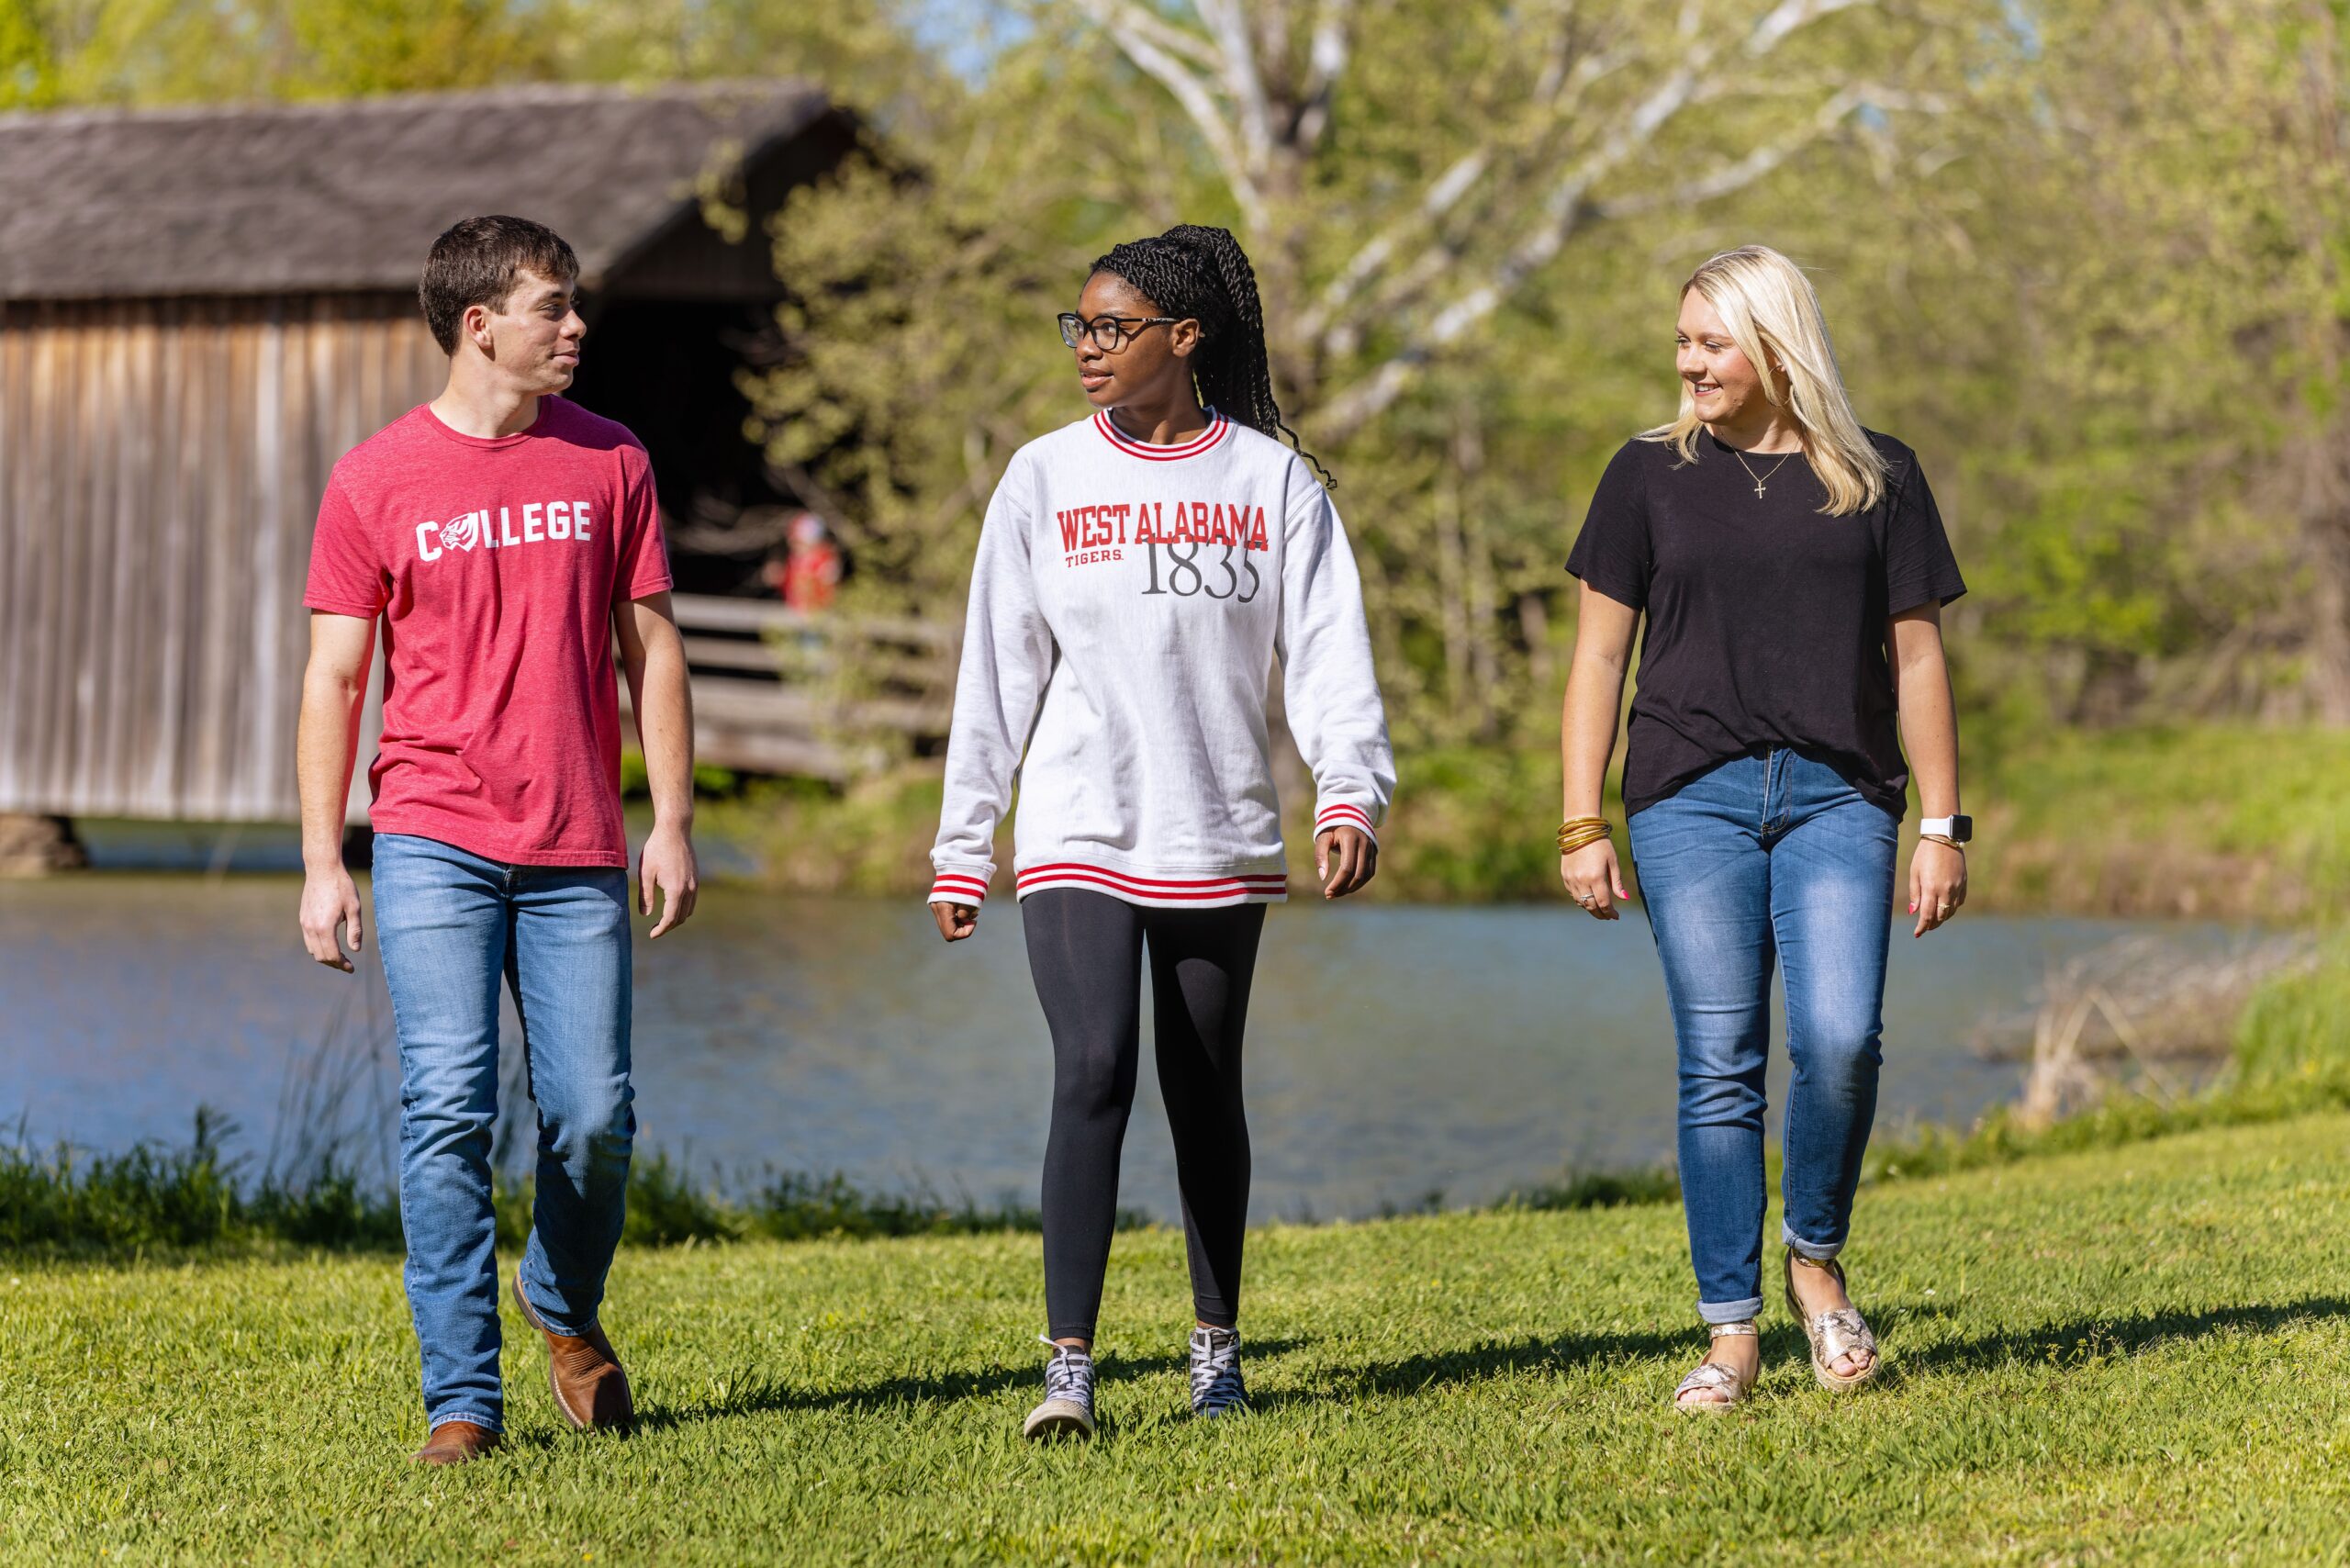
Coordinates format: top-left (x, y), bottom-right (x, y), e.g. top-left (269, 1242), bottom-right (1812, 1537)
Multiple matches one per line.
top-left (1729, 443), bottom-right (1798, 499)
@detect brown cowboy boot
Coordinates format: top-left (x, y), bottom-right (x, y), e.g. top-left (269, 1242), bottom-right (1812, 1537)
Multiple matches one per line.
top-left (412, 1421), bottom-right (501, 1465)
top-left (513, 1271), bottom-right (635, 1431)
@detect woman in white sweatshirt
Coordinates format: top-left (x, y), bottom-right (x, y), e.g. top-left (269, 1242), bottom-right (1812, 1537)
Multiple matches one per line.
top-left (928, 224), bottom-right (1394, 1440)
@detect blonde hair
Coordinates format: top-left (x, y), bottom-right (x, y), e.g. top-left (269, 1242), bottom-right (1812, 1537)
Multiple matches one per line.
top-left (1640, 245), bottom-right (1886, 516)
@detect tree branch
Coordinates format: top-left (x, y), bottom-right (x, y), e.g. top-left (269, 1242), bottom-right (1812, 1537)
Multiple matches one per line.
top-left (1300, 37), bottom-right (1636, 349)
top-left (1292, 0), bottom-right (1355, 147)
top-left (1315, 0), bottom-right (1883, 440)
top-left (1589, 84), bottom-right (1878, 217)
top-left (1196, 0), bottom-right (1276, 175)
top-left (1068, 0), bottom-right (1268, 231)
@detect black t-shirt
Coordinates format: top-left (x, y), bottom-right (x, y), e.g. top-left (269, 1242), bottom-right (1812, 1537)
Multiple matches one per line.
top-left (1565, 429), bottom-right (1964, 820)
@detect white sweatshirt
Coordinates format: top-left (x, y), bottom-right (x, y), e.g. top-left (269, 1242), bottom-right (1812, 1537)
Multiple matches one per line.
top-left (928, 409), bottom-right (1395, 910)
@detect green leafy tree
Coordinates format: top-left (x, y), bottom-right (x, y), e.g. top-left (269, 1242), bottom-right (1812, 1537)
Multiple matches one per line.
top-left (752, 0), bottom-right (1987, 748)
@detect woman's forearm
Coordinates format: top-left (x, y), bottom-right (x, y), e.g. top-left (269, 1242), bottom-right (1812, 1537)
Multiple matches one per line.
top-left (1561, 586), bottom-right (1641, 818)
top-left (1890, 610), bottom-right (1961, 817)
top-left (1561, 660), bottom-right (1626, 818)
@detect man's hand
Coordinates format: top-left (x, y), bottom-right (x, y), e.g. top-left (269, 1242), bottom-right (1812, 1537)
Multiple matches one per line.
top-left (1315, 826), bottom-right (1378, 899)
top-left (640, 822), bottom-right (699, 939)
top-left (299, 866), bottom-right (364, 973)
top-left (933, 902), bottom-right (979, 942)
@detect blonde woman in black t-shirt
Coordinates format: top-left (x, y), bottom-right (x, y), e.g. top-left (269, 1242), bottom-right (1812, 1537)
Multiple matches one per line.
top-left (1558, 245), bottom-right (1968, 1410)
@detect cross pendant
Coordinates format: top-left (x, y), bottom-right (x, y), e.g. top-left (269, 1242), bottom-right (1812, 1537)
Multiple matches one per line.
top-left (1752, 483), bottom-right (1767, 498)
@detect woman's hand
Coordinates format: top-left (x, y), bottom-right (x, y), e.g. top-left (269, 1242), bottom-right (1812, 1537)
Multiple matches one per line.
top-left (1316, 826), bottom-right (1378, 898)
top-left (1908, 840), bottom-right (1966, 937)
top-left (932, 902), bottom-right (979, 942)
top-left (1561, 839), bottom-right (1630, 921)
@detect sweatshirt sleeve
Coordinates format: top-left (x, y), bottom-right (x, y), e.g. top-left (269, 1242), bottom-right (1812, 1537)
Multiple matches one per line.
top-left (929, 455), bottom-right (1055, 906)
top-left (1277, 474), bottom-right (1397, 845)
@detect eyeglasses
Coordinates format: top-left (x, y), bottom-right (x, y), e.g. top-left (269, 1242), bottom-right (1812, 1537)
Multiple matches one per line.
top-left (1058, 312), bottom-right (1180, 351)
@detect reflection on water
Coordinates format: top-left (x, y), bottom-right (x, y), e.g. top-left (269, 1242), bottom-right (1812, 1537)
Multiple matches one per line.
top-left (0, 877), bottom-right (2245, 1220)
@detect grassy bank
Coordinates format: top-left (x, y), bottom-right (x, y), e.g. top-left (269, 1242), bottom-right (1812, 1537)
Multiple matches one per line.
top-left (7, 1113), bottom-right (2350, 1564)
top-left (680, 723), bottom-right (2350, 914)
top-left (0, 1135), bottom-right (1100, 1257)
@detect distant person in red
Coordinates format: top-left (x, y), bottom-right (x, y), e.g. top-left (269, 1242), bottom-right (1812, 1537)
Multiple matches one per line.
top-left (761, 511), bottom-right (843, 612)
top-left (294, 216), bottom-right (699, 1466)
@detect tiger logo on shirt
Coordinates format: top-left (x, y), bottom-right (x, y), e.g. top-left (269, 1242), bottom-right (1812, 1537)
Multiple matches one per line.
top-left (414, 500), bottom-right (598, 563)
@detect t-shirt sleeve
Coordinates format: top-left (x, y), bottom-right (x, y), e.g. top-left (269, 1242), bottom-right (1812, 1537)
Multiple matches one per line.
top-left (1564, 442), bottom-right (1651, 611)
top-left (614, 446), bottom-right (674, 602)
top-left (1882, 453), bottom-right (1966, 614)
top-left (303, 475), bottom-right (388, 618)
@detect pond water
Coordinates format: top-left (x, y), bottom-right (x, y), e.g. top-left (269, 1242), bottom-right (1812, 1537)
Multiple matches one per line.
top-left (0, 873), bottom-right (2244, 1220)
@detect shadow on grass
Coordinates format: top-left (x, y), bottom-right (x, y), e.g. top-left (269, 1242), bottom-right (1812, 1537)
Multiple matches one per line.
top-left (1882, 1294), bottom-right (2350, 1378)
top-left (1250, 1325), bottom-right (1701, 1411)
top-left (632, 1337), bottom-right (1315, 1431)
top-left (642, 1296), bottom-right (2350, 1429)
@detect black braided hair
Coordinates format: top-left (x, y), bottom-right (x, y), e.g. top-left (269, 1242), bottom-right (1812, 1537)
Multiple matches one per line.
top-left (1091, 223), bottom-right (1332, 487)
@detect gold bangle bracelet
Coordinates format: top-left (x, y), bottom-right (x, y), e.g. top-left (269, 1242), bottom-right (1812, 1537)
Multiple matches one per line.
top-left (1919, 834), bottom-right (1965, 852)
top-left (1556, 826), bottom-right (1612, 855)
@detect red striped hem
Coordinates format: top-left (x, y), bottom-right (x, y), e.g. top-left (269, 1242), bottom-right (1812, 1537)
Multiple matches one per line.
top-left (1091, 409), bottom-right (1231, 461)
top-left (1016, 871), bottom-right (1288, 904)
top-left (1016, 861), bottom-right (1286, 891)
top-left (1315, 803), bottom-right (1376, 830)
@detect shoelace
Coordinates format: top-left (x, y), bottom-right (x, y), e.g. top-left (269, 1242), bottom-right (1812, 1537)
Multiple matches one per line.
top-left (1037, 1334), bottom-right (1095, 1407)
top-left (1189, 1326), bottom-right (1247, 1413)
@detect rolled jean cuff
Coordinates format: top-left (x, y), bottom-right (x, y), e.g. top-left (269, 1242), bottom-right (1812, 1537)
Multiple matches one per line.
top-left (1698, 1294), bottom-right (1764, 1326)
top-left (427, 1409), bottom-right (503, 1434)
top-left (517, 1264), bottom-right (602, 1338)
top-left (1782, 1223), bottom-right (1844, 1262)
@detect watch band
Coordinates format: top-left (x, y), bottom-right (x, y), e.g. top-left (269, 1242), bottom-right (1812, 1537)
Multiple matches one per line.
top-left (1919, 814), bottom-right (1973, 844)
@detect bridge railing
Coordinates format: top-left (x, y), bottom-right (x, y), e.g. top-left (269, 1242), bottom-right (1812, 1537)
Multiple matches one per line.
top-left (624, 593), bottom-right (957, 779)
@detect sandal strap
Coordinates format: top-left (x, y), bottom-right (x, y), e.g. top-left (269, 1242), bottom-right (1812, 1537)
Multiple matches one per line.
top-left (1673, 1362), bottom-right (1747, 1399)
top-left (1808, 1306), bottom-right (1876, 1364)
top-left (1707, 1319), bottom-right (1759, 1338)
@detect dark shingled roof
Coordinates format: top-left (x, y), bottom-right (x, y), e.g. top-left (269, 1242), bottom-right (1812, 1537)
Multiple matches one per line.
top-left (0, 81), bottom-right (831, 301)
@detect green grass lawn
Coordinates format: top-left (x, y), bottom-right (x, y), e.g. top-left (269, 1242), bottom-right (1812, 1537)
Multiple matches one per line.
top-left (10, 1114), bottom-right (2350, 1565)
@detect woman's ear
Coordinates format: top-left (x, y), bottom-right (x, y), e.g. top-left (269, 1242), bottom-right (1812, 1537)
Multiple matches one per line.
top-left (1169, 317), bottom-right (1203, 359)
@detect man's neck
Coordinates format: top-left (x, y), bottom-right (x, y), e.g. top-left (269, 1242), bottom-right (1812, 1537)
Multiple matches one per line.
top-left (1108, 393), bottom-right (1210, 445)
top-left (1703, 408), bottom-right (1805, 455)
top-left (431, 364), bottom-right (543, 440)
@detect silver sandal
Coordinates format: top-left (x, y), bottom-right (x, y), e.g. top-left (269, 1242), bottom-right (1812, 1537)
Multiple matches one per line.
top-left (1785, 1249), bottom-right (1880, 1392)
top-left (1672, 1320), bottom-right (1759, 1412)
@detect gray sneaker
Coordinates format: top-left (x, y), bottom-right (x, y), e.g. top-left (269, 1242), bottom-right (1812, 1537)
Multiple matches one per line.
top-left (1189, 1325), bottom-right (1248, 1417)
top-left (1023, 1336), bottom-right (1097, 1439)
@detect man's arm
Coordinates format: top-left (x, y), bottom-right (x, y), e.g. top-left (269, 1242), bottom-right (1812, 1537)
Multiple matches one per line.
top-left (297, 612), bottom-right (376, 972)
top-left (616, 591), bottom-right (698, 938)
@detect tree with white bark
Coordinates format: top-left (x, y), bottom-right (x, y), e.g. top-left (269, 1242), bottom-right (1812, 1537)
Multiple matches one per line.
top-left (1056, 0), bottom-right (1950, 439)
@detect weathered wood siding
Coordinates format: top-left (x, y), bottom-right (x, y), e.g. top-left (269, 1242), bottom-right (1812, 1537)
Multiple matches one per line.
top-left (0, 295), bottom-right (439, 820)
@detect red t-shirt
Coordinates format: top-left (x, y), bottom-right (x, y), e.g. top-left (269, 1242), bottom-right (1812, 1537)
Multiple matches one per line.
top-left (304, 398), bottom-right (673, 867)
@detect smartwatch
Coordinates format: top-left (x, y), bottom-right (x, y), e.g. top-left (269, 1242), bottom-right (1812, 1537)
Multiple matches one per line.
top-left (1919, 814), bottom-right (1973, 844)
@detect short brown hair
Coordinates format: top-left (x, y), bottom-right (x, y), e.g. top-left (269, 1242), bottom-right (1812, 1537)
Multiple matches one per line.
top-left (419, 216), bottom-right (579, 354)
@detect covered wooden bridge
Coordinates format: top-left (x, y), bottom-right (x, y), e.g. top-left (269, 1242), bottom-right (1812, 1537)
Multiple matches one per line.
top-left (0, 81), bottom-right (934, 857)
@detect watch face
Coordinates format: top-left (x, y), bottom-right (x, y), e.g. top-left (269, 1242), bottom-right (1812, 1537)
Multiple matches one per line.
top-left (1949, 814), bottom-right (1974, 843)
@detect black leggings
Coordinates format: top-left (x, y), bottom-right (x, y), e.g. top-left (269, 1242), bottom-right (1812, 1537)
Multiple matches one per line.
top-left (1021, 888), bottom-right (1266, 1341)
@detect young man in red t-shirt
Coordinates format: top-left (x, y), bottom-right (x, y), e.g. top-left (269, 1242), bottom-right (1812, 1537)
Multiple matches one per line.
top-left (295, 216), bottom-right (699, 1465)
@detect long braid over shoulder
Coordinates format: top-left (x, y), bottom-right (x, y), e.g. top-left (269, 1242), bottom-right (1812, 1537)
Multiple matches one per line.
top-left (1091, 224), bottom-right (1333, 487)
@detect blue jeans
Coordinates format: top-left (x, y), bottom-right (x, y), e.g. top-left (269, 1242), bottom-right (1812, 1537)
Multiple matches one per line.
top-left (370, 833), bottom-right (636, 1433)
top-left (1627, 751), bottom-right (1897, 1325)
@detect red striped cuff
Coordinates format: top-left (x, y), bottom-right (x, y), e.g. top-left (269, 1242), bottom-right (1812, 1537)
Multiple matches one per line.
top-left (1315, 802), bottom-right (1378, 842)
top-left (928, 871), bottom-right (990, 906)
